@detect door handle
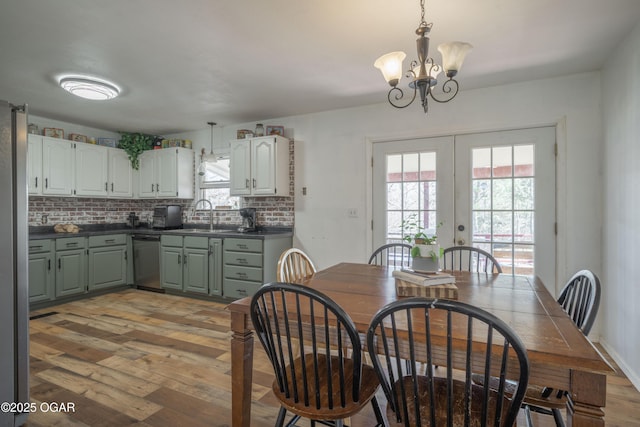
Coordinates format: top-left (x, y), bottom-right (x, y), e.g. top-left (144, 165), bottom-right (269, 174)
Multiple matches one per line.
top-left (252, 178), bottom-right (256, 188)
top-left (245, 178), bottom-right (250, 189)
top-left (45, 178), bottom-right (48, 188)
top-left (58, 259), bottom-right (61, 269)
top-left (457, 238), bottom-right (466, 245)
top-left (35, 177), bottom-right (38, 188)
top-left (178, 254), bottom-right (181, 264)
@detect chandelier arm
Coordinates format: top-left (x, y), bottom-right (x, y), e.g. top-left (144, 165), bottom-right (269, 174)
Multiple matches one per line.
top-left (429, 78), bottom-right (460, 104)
top-left (387, 86), bottom-right (418, 109)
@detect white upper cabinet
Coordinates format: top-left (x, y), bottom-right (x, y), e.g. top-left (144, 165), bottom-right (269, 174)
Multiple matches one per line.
top-left (108, 148), bottom-right (133, 198)
top-left (42, 136), bottom-right (74, 196)
top-left (230, 135), bottom-right (289, 197)
top-left (27, 135), bottom-right (43, 195)
top-left (229, 139), bottom-right (252, 196)
top-left (137, 147), bottom-right (194, 199)
top-left (75, 143), bottom-right (109, 197)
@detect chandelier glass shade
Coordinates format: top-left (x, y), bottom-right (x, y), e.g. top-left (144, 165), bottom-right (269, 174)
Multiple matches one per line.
top-left (374, 0), bottom-right (472, 114)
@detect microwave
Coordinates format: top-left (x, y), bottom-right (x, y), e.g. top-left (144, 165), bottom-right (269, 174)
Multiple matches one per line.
top-left (152, 205), bottom-right (183, 229)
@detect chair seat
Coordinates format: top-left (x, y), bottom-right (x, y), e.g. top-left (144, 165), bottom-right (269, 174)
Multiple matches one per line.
top-left (471, 374), bottom-right (567, 410)
top-left (273, 353), bottom-right (380, 420)
top-left (385, 376), bottom-right (510, 427)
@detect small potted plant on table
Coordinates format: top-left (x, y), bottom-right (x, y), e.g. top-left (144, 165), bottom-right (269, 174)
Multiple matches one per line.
top-left (402, 217), bottom-right (443, 272)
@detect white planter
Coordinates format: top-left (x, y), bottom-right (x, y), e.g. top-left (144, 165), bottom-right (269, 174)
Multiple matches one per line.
top-left (412, 244), bottom-right (441, 272)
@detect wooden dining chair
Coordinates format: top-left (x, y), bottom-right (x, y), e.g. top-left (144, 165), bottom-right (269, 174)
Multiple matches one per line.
top-left (250, 282), bottom-right (385, 427)
top-left (277, 248), bottom-right (316, 283)
top-left (367, 297), bottom-right (530, 427)
top-left (368, 243), bottom-right (413, 268)
top-left (442, 245), bottom-right (503, 273)
top-left (474, 269), bottom-right (601, 427)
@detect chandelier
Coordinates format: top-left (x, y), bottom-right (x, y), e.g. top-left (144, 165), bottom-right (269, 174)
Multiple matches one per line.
top-left (374, 0), bottom-right (472, 114)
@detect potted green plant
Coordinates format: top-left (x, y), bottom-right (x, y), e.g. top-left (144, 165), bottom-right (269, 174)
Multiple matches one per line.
top-left (402, 217), bottom-right (443, 271)
top-left (118, 132), bottom-right (154, 170)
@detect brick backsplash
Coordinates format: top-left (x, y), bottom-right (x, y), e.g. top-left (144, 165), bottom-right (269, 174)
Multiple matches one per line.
top-left (28, 140), bottom-right (296, 228)
top-left (29, 196), bottom-right (294, 228)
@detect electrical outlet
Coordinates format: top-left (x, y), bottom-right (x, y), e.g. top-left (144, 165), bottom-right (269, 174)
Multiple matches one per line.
top-left (347, 208), bottom-right (358, 218)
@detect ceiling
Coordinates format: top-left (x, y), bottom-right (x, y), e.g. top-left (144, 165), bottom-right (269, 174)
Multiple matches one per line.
top-left (2, 0), bottom-right (640, 135)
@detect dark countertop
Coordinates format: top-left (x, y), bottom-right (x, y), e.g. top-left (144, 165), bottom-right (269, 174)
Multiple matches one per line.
top-left (29, 223), bottom-right (293, 240)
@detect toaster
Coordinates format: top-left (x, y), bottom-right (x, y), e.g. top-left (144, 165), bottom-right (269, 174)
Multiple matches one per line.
top-left (152, 205), bottom-right (183, 229)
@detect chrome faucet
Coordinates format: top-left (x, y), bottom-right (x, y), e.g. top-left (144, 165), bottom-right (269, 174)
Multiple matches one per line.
top-left (193, 199), bottom-right (214, 230)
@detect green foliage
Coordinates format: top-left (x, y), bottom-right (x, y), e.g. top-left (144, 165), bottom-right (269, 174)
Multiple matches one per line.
top-left (118, 132), bottom-right (154, 170)
top-left (402, 216), bottom-right (444, 259)
top-left (401, 216), bottom-right (442, 245)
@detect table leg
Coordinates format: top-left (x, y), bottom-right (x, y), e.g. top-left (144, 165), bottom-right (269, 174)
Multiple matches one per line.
top-left (230, 311), bottom-right (254, 427)
top-left (567, 370), bottom-right (607, 427)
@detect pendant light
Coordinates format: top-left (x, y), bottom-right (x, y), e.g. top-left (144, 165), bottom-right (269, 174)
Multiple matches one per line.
top-left (198, 121), bottom-right (217, 176)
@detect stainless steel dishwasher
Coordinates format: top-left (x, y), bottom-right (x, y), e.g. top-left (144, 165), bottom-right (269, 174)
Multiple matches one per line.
top-left (132, 234), bottom-right (162, 291)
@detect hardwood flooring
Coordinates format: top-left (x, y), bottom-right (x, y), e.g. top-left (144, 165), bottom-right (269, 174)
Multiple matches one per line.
top-left (26, 289), bottom-right (640, 427)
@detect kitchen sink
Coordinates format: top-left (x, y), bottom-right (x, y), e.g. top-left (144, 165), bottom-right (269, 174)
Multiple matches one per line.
top-left (164, 228), bottom-right (236, 234)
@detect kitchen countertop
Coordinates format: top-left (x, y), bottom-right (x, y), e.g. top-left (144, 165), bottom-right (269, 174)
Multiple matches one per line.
top-left (29, 223), bottom-right (293, 240)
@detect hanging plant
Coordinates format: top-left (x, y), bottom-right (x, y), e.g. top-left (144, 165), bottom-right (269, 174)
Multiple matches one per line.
top-left (118, 132), bottom-right (154, 170)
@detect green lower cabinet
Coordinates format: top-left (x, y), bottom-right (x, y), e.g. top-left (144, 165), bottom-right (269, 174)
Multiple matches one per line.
top-left (208, 238), bottom-right (223, 296)
top-left (28, 250), bottom-right (54, 303)
top-left (88, 246), bottom-right (127, 291)
top-left (161, 236), bottom-right (223, 296)
top-left (184, 248), bottom-right (209, 294)
top-left (161, 246), bottom-right (184, 290)
top-left (55, 248), bottom-right (86, 297)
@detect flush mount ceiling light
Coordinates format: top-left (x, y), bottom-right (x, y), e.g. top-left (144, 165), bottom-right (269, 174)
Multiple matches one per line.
top-left (374, 0), bottom-right (472, 114)
top-left (59, 75), bottom-right (120, 100)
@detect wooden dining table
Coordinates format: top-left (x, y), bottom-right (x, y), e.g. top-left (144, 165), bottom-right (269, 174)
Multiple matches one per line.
top-left (226, 262), bottom-right (614, 427)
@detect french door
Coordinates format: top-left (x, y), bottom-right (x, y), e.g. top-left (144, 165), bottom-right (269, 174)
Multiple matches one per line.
top-left (372, 127), bottom-right (556, 289)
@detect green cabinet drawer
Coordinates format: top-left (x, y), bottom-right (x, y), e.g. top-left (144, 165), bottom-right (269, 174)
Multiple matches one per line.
top-left (223, 251), bottom-right (263, 268)
top-left (55, 236), bottom-right (86, 251)
top-left (184, 236), bottom-right (209, 249)
top-left (88, 234), bottom-right (127, 247)
top-left (224, 238), bottom-right (262, 253)
top-left (29, 239), bottom-right (52, 253)
top-left (224, 279), bottom-right (262, 299)
top-left (224, 265), bottom-right (263, 282)
top-left (161, 235), bottom-right (183, 247)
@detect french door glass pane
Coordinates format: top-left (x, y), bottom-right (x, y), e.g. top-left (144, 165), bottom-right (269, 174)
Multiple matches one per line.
top-left (471, 144), bottom-right (536, 275)
top-left (385, 151), bottom-right (438, 243)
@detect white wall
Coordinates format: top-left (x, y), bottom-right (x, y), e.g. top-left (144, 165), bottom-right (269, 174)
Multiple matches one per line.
top-left (601, 21), bottom-right (640, 390)
top-left (229, 72), bottom-right (603, 296)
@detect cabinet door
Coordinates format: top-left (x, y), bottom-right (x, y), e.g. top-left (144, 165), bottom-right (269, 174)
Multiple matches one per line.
top-left (252, 137), bottom-right (277, 195)
top-left (55, 249), bottom-right (86, 297)
top-left (230, 139), bottom-right (252, 195)
top-left (161, 246), bottom-right (183, 289)
top-left (209, 238), bottom-right (223, 296)
top-left (109, 148), bottom-right (133, 198)
top-left (88, 246), bottom-right (127, 291)
top-left (28, 252), bottom-right (53, 303)
top-left (75, 143), bottom-right (109, 197)
top-left (156, 149), bottom-right (178, 197)
top-left (42, 137), bottom-right (74, 196)
top-left (27, 135), bottom-right (42, 195)
top-left (138, 150), bottom-right (157, 198)
top-left (184, 248), bottom-right (209, 294)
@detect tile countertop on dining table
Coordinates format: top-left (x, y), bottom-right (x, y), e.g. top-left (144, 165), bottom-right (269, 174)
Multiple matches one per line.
top-left (226, 262), bottom-right (615, 427)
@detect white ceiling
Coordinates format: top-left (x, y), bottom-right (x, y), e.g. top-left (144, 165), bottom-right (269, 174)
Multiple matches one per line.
top-left (1, 0), bottom-right (639, 135)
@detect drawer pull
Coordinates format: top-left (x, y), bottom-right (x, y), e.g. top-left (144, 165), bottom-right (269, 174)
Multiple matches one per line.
top-left (29, 245), bottom-right (43, 251)
top-left (66, 242), bottom-right (78, 247)
top-left (236, 272), bottom-right (248, 278)
top-left (237, 258), bottom-right (248, 264)
top-left (104, 239), bottom-right (115, 243)
top-left (237, 289), bottom-right (247, 296)
top-left (238, 244), bottom-right (248, 250)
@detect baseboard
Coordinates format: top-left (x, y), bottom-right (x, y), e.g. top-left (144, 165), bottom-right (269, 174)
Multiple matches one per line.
top-left (600, 339), bottom-right (640, 392)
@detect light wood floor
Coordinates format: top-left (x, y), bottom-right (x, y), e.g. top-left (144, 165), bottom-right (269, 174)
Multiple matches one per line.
top-left (26, 289), bottom-right (640, 427)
